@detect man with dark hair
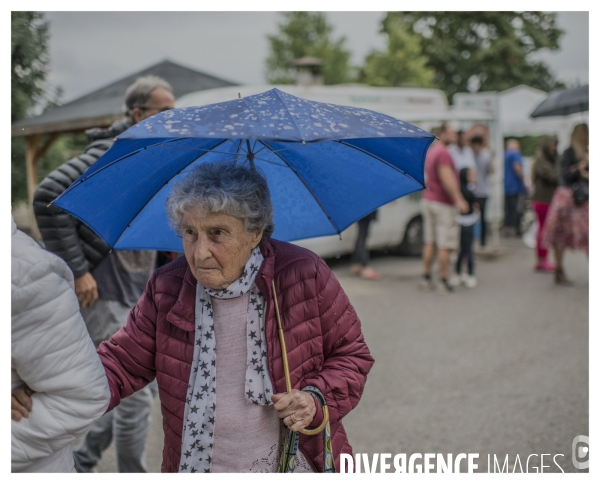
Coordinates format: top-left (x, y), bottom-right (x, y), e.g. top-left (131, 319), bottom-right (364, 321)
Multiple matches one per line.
top-left (420, 122), bottom-right (469, 294)
top-left (33, 75), bottom-right (175, 472)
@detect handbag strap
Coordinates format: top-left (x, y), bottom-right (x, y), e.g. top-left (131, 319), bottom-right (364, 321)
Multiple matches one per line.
top-left (271, 280), bottom-right (335, 473)
top-left (278, 386), bottom-right (336, 473)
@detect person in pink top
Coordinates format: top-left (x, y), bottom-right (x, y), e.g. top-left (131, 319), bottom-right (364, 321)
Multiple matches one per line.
top-left (420, 123), bottom-right (469, 294)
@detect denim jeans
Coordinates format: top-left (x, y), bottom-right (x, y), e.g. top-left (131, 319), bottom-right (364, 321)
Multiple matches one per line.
top-left (351, 216), bottom-right (374, 266)
top-left (504, 194), bottom-right (523, 231)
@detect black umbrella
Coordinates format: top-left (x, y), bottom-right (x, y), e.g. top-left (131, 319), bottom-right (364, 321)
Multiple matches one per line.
top-left (530, 84), bottom-right (589, 118)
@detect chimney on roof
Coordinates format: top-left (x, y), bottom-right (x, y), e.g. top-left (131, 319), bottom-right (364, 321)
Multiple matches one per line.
top-left (290, 57), bottom-right (324, 87)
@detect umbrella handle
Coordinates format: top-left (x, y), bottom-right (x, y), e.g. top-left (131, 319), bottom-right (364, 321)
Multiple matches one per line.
top-left (271, 280), bottom-right (329, 436)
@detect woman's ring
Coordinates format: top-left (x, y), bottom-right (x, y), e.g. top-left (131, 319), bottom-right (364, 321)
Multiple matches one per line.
top-left (290, 414), bottom-right (298, 424)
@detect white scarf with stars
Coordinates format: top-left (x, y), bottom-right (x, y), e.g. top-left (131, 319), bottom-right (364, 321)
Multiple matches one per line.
top-left (179, 247), bottom-right (274, 473)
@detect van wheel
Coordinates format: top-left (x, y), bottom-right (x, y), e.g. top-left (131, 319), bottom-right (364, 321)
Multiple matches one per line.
top-left (398, 216), bottom-right (423, 256)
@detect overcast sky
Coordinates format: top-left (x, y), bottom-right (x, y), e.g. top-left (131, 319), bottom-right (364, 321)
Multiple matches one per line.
top-left (42, 11), bottom-right (589, 103)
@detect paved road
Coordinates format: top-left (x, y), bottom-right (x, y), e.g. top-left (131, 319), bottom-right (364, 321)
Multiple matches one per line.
top-left (96, 237), bottom-right (588, 473)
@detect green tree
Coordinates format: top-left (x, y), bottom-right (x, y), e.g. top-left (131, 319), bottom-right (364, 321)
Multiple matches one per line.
top-left (12, 11), bottom-right (50, 123)
top-left (382, 12), bottom-right (564, 100)
top-left (11, 11), bottom-right (51, 203)
top-left (265, 12), bottom-right (354, 85)
top-left (359, 22), bottom-right (434, 87)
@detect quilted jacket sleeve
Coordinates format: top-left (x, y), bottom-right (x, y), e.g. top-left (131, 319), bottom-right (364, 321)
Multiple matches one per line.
top-left (98, 276), bottom-right (158, 412)
top-left (302, 258), bottom-right (375, 427)
top-left (11, 231), bottom-right (110, 472)
top-left (32, 140), bottom-right (111, 278)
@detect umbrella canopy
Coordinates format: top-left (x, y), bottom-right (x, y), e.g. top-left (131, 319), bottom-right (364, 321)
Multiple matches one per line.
top-left (53, 88), bottom-right (435, 251)
top-left (530, 84), bottom-right (589, 118)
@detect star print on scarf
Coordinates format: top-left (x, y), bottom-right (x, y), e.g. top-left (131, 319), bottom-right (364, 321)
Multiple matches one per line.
top-left (179, 247), bottom-right (274, 473)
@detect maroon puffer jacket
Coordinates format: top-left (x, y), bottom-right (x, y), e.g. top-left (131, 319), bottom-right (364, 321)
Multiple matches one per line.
top-left (98, 238), bottom-right (374, 472)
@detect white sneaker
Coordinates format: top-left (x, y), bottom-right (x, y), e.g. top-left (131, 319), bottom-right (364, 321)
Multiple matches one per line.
top-left (460, 272), bottom-right (469, 285)
top-left (464, 275), bottom-right (477, 288)
top-left (448, 274), bottom-right (461, 287)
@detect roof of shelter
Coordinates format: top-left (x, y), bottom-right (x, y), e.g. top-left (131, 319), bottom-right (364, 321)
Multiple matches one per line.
top-left (12, 59), bottom-right (239, 137)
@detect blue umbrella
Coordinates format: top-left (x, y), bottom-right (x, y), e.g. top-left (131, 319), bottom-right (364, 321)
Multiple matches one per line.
top-left (53, 88), bottom-right (435, 251)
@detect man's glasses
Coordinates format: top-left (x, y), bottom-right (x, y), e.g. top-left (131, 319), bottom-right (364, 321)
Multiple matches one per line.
top-left (138, 105), bottom-right (173, 113)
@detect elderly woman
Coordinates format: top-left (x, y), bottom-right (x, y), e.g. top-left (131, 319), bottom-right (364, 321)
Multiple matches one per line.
top-left (93, 161), bottom-right (374, 473)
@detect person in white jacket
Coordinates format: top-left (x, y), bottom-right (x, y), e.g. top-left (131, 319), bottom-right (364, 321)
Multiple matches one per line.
top-left (11, 215), bottom-right (110, 472)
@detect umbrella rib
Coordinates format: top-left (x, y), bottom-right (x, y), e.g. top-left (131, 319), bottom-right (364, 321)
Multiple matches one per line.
top-left (256, 138), bottom-right (386, 155)
top-left (272, 89), bottom-right (305, 142)
top-left (233, 138), bottom-right (265, 158)
top-left (111, 139), bottom-right (230, 249)
top-left (231, 149), bottom-right (288, 168)
top-left (139, 145), bottom-right (246, 156)
top-left (233, 139), bottom-right (244, 165)
top-left (257, 140), bottom-right (342, 236)
top-left (252, 142), bottom-right (270, 157)
top-left (243, 154), bottom-right (288, 168)
top-left (153, 143), bottom-right (284, 158)
top-left (334, 140), bottom-right (427, 189)
top-left (245, 140), bottom-right (335, 156)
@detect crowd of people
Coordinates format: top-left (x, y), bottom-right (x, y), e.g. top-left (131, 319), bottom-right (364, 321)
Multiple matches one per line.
top-left (324, 118), bottom-right (587, 296)
top-left (501, 124), bottom-right (589, 284)
top-left (537, 124), bottom-right (589, 284)
top-left (11, 74), bottom-right (588, 472)
top-left (417, 122), bottom-right (495, 293)
top-left (414, 121), bottom-right (588, 295)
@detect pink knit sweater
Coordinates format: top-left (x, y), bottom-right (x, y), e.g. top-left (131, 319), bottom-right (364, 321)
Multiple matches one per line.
top-left (210, 293), bottom-right (313, 473)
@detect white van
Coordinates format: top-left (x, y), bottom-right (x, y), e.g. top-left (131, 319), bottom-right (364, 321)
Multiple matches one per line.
top-left (177, 84), bottom-right (495, 258)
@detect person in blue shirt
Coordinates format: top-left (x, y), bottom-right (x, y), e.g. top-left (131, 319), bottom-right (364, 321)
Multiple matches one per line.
top-left (502, 138), bottom-right (527, 236)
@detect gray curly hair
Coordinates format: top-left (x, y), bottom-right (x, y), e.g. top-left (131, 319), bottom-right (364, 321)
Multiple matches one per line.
top-left (166, 162), bottom-right (275, 240)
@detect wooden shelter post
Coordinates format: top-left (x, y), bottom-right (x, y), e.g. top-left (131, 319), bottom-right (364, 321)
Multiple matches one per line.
top-left (24, 133), bottom-right (60, 240)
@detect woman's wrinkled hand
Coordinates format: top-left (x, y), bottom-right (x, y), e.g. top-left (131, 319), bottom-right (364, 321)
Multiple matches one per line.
top-left (11, 385), bottom-right (34, 422)
top-left (271, 389), bottom-right (316, 432)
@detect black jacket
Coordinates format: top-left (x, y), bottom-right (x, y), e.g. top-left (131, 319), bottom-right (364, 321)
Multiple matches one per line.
top-left (559, 147), bottom-right (585, 187)
top-left (33, 120), bottom-right (131, 278)
top-left (458, 168), bottom-right (476, 215)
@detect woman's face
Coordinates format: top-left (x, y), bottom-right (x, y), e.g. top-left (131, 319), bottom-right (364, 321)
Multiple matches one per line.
top-left (181, 207), bottom-right (263, 290)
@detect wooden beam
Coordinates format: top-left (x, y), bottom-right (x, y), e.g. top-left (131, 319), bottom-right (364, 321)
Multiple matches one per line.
top-left (25, 134), bottom-right (42, 240)
top-left (24, 132), bottom-right (62, 241)
top-left (12, 115), bottom-right (121, 138)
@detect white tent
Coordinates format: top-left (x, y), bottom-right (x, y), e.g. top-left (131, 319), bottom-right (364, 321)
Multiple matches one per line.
top-left (454, 85), bottom-right (588, 152)
top-left (177, 84), bottom-right (494, 131)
